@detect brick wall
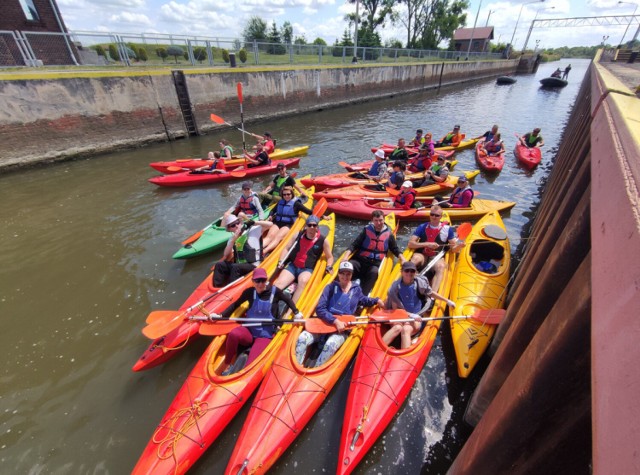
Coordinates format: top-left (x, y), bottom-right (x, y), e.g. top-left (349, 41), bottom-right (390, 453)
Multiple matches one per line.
top-left (0, 0), bottom-right (67, 33)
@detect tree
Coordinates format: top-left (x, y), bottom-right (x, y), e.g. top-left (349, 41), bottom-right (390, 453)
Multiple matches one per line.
top-left (266, 21), bottom-right (286, 54)
top-left (167, 45), bottom-right (184, 64)
top-left (193, 47), bottom-right (207, 63)
top-left (312, 37), bottom-right (327, 46)
top-left (238, 48), bottom-right (248, 63)
top-left (222, 49), bottom-right (230, 63)
top-left (396, 0), bottom-right (468, 49)
top-left (294, 35), bottom-right (307, 45)
top-left (94, 45), bottom-right (105, 57)
top-left (108, 44), bottom-right (119, 61)
top-left (345, 0), bottom-right (396, 37)
top-left (137, 47), bottom-right (148, 61)
top-left (243, 16), bottom-right (267, 42)
top-left (156, 47), bottom-right (168, 63)
top-left (281, 21), bottom-right (293, 44)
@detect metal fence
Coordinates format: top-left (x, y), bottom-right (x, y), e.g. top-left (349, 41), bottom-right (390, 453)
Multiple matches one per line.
top-left (0, 30), bottom-right (502, 68)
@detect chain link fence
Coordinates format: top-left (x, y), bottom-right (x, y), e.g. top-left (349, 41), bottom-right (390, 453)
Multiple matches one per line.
top-left (0, 30), bottom-right (502, 68)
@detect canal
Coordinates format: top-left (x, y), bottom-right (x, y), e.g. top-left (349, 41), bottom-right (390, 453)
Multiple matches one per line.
top-left (0, 59), bottom-right (589, 474)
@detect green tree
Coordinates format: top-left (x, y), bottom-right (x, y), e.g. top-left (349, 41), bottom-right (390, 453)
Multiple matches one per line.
top-left (137, 47), bottom-right (148, 61)
top-left (281, 21), bottom-right (293, 44)
top-left (396, 0), bottom-right (468, 49)
top-left (156, 47), bottom-right (168, 62)
top-left (108, 44), bottom-right (119, 61)
top-left (345, 0), bottom-right (395, 37)
top-left (312, 37), bottom-right (327, 46)
top-left (266, 21), bottom-right (286, 54)
top-left (167, 45), bottom-right (184, 64)
top-left (95, 45), bottom-right (105, 57)
top-left (243, 16), bottom-right (268, 42)
top-left (238, 48), bottom-right (248, 63)
top-left (293, 35), bottom-right (307, 45)
top-left (222, 49), bottom-right (230, 63)
top-left (193, 47), bottom-right (207, 63)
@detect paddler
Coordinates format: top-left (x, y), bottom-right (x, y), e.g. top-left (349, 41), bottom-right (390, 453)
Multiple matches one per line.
top-left (437, 175), bottom-right (474, 209)
top-left (408, 129), bottom-right (425, 148)
top-left (261, 162), bottom-right (304, 202)
top-left (194, 151), bottom-right (226, 173)
top-left (226, 181), bottom-right (264, 221)
top-left (434, 125), bottom-right (463, 148)
top-left (212, 214), bottom-right (273, 287)
top-left (418, 154), bottom-right (449, 186)
top-left (474, 124), bottom-right (499, 142)
top-left (482, 133), bottom-right (504, 156)
top-left (407, 205), bottom-right (463, 290)
top-left (383, 261), bottom-right (455, 349)
top-left (368, 149), bottom-right (388, 180)
top-left (294, 261), bottom-right (384, 367)
top-left (215, 267), bottom-right (303, 374)
top-left (408, 137), bottom-right (434, 173)
top-left (519, 128), bottom-right (544, 148)
top-left (344, 210), bottom-right (406, 295)
top-left (387, 160), bottom-right (406, 191)
top-left (388, 138), bottom-right (409, 162)
top-left (219, 139), bottom-right (234, 160)
top-left (244, 142), bottom-right (270, 168)
top-left (392, 181), bottom-right (417, 210)
top-left (274, 215), bottom-right (334, 302)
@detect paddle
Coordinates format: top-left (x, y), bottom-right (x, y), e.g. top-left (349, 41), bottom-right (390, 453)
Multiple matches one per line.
top-left (417, 222), bottom-right (472, 276)
top-left (237, 82), bottom-right (246, 152)
top-left (209, 113), bottom-right (260, 138)
top-left (199, 317), bottom-right (307, 336)
top-left (181, 221), bottom-right (217, 246)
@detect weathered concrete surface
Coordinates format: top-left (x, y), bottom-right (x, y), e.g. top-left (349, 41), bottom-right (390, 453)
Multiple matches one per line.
top-left (0, 60), bottom-right (517, 170)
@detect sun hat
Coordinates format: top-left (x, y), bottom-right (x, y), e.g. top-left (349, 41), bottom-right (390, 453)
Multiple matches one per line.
top-left (375, 149), bottom-right (386, 159)
top-left (224, 214), bottom-right (240, 227)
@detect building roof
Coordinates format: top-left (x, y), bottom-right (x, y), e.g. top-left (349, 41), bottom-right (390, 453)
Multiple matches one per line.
top-left (453, 27), bottom-right (494, 41)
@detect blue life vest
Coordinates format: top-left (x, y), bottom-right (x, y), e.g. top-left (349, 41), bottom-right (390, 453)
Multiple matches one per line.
top-left (398, 281), bottom-right (422, 313)
top-left (369, 161), bottom-right (382, 176)
top-left (359, 224), bottom-right (391, 261)
top-left (274, 197), bottom-right (298, 226)
top-left (245, 287), bottom-right (277, 339)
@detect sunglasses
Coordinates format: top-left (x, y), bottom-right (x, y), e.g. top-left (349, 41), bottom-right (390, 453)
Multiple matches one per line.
top-left (307, 223), bottom-right (318, 228)
top-left (282, 193), bottom-right (293, 196)
top-left (403, 269), bottom-right (416, 273)
top-left (252, 278), bottom-right (267, 283)
top-left (430, 213), bottom-right (442, 218)
top-left (228, 222), bottom-right (240, 228)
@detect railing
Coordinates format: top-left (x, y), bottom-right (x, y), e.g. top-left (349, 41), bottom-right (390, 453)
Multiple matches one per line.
top-left (0, 30), bottom-right (503, 68)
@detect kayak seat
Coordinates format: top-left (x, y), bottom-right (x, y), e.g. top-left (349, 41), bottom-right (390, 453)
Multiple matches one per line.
top-left (470, 240), bottom-right (504, 274)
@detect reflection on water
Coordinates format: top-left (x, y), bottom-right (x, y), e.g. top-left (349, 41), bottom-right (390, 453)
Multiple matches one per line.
top-left (0, 59), bottom-right (590, 473)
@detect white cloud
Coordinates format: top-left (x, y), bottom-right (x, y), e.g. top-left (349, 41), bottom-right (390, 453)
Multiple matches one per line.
top-left (109, 12), bottom-right (153, 26)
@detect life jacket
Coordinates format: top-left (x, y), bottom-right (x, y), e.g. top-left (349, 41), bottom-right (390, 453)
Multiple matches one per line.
top-left (414, 156), bottom-right (431, 171)
top-left (359, 224), bottom-right (391, 261)
top-left (420, 222), bottom-right (450, 257)
top-left (245, 286), bottom-right (277, 338)
top-left (238, 193), bottom-right (259, 216)
top-left (264, 140), bottom-right (275, 154)
top-left (220, 145), bottom-right (234, 157)
top-left (397, 281), bottom-right (423, 313)
top-left (389, 171), bottom-right (404, 187)
top-left (234, 225), bottom-right (263, 264)
top-left (272, 174), bottom-right (289, 196)
top-left (292, 231), bottom-right (325, 269)
top-left (390, 148), bottom-right (408, 160)
top-left (394, 189), bottom-right (416, 206)
top-left (430, 164), bottom-right (444, 176)
top-left (526, 134), bottom-right (540, 146)
top-left (327, 282), bottom-right (356, 315)
top-left (369, 160), bottom-right (382, 176)
top-left (485, 140), bottom-right (501, 153)
top-left (274, 197), bottom-right (298, 226)
top-left (450, 187), bottom-right (474, 206)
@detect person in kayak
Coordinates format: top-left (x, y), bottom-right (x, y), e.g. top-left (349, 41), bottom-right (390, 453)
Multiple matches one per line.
top-left (194, 152), bottom-right (226, 173)
top-left (386, 161), bottom-right (406, 191)
top-left (482, 133), bottom-right (504, 156)
top-left (393, 181), bottom-right (417, 210)
top-left (383, 261), bottom-right (455, 349)
top-left (551, 68), bottom-right (562, 78)
top-left (437, 176), bottom-right (474, 209)
top-left (216, 267), bottom-right (303, 373)
top-left (345, 210), bottom-right (406, 295)
top-left (244, 142), bottom-right (270, 168)
top-left (261, 132), bottom-right (276, 154)
top-left (389, 138), bottom-right (409, 162)
top-left (262, 186), bottom-right (328, 253)
top-left (213, 214), bottom-right (273, 287)
top-left (519, 128), bottom-right (544, 148)
top-left (367, 149), bottom-right (388, 180)
top-left (408, 129), bottom-right (425, 148)
top-left (261, 162), bottom-right (304, 202)
top-left (562, 64), bottom-right (571, 80)
top-left (408, 141), bottom-right (434, 173)
top-left (435, 125), bottom-right (463, 147)
top-left (419, 155), bottom-right (450, 186)
top-left (226, 181), bottom-right (264, 220)
top-left (408, 205), bottom-right (462, 290)
top-left (219, 139), bottom-right (234, 160)
top-left (295, 261), bottom-right (384, 367)
top-left (274, 215), bottom-right (334, 302)
top-left (474, 124), bottom-right (499, 142)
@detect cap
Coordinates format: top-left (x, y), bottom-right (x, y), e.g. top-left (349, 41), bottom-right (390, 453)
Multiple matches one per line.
top-left (242, 181), bottom-right (252, 190)
top-left (402, 180), bottom-right (413, 188)
top-left (437, 154), bottom-right (445, 161)
top-left (306, 215), bottom-right (320, 225)
top-left (375, 149), bottom-right (386, 159)
top-left (252, 268), bottom-right (268, 280)
top-left (416, 129), bottom-right (423, 134)
top-left (264, 132), bottom-right (271, 137)
top-left (402, 261), bottom-right (417, 271)
top-left (453, 125), bottom-right (460, 129)
top-left (276, 162), bottom-right (286, 169)
top-left (338, 261), bottom-right (354, 272)
top-left (224, 214), bottom-right (240, 227)
top-left (458, 175), bottom-right (468, 182)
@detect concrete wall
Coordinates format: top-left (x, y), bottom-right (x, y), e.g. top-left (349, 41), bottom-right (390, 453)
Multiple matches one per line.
top-left (0, 60), bottom-right (517, 171)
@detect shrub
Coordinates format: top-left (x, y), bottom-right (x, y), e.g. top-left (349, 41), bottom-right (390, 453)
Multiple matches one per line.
top-left (95, 45), bottom-right (105, 57)
top-left (193, 47), bottom-right (207, 63)
top-left (108, 44), bottom-right (119, 61)
top-left (137, 47), bottom-right (148, 61)
top-left (222, 49), bottom-right (230, 63)
top-left (167, 45), bottom-right (184, 64)
top-left (156, 47), bottom-right (168, 62)
top-left (238, 48), bottom-right (247, 63)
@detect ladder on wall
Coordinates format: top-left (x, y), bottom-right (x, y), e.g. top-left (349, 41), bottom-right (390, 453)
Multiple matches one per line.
top-left (172, 70), bottom-right (199, 137)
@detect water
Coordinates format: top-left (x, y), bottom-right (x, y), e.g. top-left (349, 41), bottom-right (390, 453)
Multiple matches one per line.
top-left (0, 59), bottom-right (590, 474)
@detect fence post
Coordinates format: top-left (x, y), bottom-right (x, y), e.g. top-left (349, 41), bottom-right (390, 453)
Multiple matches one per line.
top-left (253, 40), bottom-right (258, 65)
top-left (318, 45), bottom-right (322, 64)
top-left (289, 43), bottom-right (293, 64)
top-left (187, 39), bottom-right (195, 66)
top-left (116, 35), bottom-right (130, 66)
top-left (206, 40), bottom-right (213, 66)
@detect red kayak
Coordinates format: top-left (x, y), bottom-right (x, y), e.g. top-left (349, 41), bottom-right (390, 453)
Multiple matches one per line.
top-left (372, 135), bottom-right (478, 154)
top-left (149, 158), bottom-right (300, 187)
top-left (475, 141), bottom-right (505, 173)
top-left (336, 249), bottom-right (455, 474)
top-left (514, 143), bottom-right (542, 169)
top-left (342, 150), bottom-right (455, 172)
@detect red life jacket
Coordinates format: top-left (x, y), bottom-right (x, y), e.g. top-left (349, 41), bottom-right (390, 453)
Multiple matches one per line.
top-left (450, 187), bottom-right (474, 205)
top-left (359, 224), bottom-right (391, 261)
top-left (292, 232), bottom-right (325, 269)
top-left (421, 222), bottom-right (449, 257)
top-left (238, 193), bottom-right (259, 216)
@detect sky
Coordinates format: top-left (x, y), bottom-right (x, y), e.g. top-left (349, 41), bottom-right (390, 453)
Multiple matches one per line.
top-left (56, 0), bottom-right (640, 50)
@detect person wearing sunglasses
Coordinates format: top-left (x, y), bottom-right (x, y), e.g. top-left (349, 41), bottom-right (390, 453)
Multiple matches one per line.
top-left (262, 186), bottom-right (324, 254)
top-left (438, 175), bottom-right (474, 209)
top-left (383, 261), bottom-right (455, 349)
top-left (274, 215), bottom-right (334, 303)
top-left (295, 261), bottom-right (384, 367)
top-left (215, 267), bottom-right (303, 374)
top-left (419, 154), bottom-right (449, 187)
top-left (261, 162), bottom-right (304, 202)
top-left (407, 205), bottom-right (462, 291)
top-left (434, 125), bottom-right (463, 148)
top-left (212, 214), bottom-right (273, 287)
top-left (345, 210), bottom-right (405, 295)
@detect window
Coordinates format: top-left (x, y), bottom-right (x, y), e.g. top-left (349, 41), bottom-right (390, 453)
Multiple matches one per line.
top-left (19, 0), bottom-right (40, 21)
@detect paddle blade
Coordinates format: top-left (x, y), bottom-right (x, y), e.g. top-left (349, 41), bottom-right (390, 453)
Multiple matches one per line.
top-left (181, 229), bottom-right (204, 246)
top-left (229, 171), bottom-right (247, 178)
top-left (199, 320), bottom-right (240, 336)
top-left (312, 197), bottom-right (328, 217)
top-left (210, 113), bottom-right (225, 124)
top-left (469, 308), bottom-right (506, 325)
top-left (370, 309), bottom-right (410, 321)
top-left (236, 82), bottom-right (243, 103)
top-left (396, 207), bottom-right (420, 218)
top-left (304, 318), bottom-right (337, 334)
top-left (456, 222), bottom-right (473, 240)
top-left (142, 316), bottom-right (191, 339)
top-left (385, 186), bottom-right (400, 196)
top-left (338, 161), bottom-right (351, 169)
top-left (146, 310), bottom-right (180, 324)
top-left (167, 166), bottom-right (184, 172)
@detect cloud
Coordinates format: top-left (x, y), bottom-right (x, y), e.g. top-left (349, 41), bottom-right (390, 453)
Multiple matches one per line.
top-left (109, 12), bottom-right (153, 26)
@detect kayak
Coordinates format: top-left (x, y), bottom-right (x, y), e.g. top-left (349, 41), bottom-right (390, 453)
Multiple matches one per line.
top-left (449, 210), bottom-right (510, 377)
top-left (300, 168), bottom-right (426, 192)
top-left (514, 143), bottom-right (542, 169)
top-left (341, 150), bottom-right (455, 172)
top-left (337, 222), bottom-right (455, 474)
top-left (371, 136), bottom-right (479, 154)
top-left (224, 214), bottom-right (398, 475)
top-left (148, 158), bottom-right (300, 187)
top-left (149, 146), bottom-right (310, 174)
top-left (475, 141), bottom-right (505, 173)
top-left (132, 189), bottom-right (314, 372)
top-left (312, 167), bottom-right (477, 201)
top-left (496, 76), bottom-right (516, 84)
top-left (325, 197), bottom-right (516, 221)
top-left (132, 217), bottom-right (335, 475)
top-left (540, 77), bottom-right (568, 88)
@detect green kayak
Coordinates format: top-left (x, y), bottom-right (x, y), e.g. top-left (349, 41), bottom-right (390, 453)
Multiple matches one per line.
top-left (173, 204), bottom-right (275, 259)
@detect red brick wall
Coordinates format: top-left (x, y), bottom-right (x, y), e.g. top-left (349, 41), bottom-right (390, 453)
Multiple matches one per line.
top-left (0, 0), bottom-right (67, 33)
